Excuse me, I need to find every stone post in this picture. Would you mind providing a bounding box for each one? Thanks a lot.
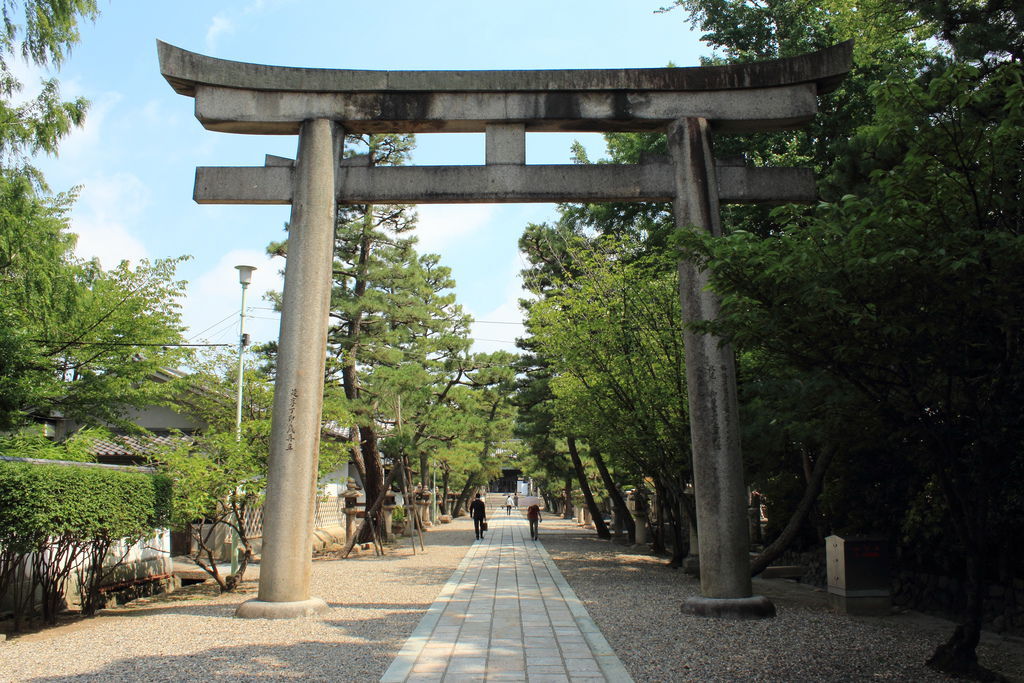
[382,498,395,541]
[236,118,340,620]
[342,478,361,545]
[632,510,648,545]
[670,118,774,618]
[627,492,648,546]
[418,489,432,528]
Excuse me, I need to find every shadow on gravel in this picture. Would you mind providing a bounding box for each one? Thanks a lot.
[327,602,432,611]
[29,640,386,681]
[322,610,424,642]
[96,603,240,619]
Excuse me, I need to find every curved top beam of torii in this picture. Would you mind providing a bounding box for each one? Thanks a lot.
[157,40,852,135]
[159,40,852,96]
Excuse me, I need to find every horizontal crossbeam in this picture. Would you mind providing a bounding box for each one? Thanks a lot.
[193,162,815,205]
[193,84,819,135]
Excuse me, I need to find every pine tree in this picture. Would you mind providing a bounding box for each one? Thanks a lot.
[324,133,473,533]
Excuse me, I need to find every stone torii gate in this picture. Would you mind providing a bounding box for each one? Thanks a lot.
[158,41,851,620]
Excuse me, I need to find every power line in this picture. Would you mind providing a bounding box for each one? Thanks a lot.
[188,310,238,342]
[32,340,233,348]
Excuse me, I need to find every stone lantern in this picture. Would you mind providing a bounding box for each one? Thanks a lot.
[627,489,649,546]
[342,477,362,545]
[381,492,397,541]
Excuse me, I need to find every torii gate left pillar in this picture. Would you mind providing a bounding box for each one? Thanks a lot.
[158,40,851,620]
[233,118,340,618]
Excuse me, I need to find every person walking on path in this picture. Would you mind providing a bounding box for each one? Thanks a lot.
[528,501,544,540]
[470,494,487,540]
[505,494,514,515]
[513,493,519,508]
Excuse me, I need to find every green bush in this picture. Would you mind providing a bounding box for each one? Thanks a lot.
[0,460,171,626]
[392,505,406,524]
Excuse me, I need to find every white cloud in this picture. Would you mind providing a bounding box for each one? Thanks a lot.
[70,172,151,268]
[205,14,235,52]
[183,250,284,347]
[413,204,495,256]
[206,1,279,53]
[55,90,122,162]
[243,0,268,13]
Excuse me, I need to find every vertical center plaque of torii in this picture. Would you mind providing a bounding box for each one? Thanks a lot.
[158,41,852,620]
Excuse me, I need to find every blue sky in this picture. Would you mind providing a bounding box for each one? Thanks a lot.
[30,0,704,353]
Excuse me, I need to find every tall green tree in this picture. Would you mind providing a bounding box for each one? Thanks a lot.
[523,230,696,556]
[0,0,95,173]
[299,132,473,534]
[0,2,191,430]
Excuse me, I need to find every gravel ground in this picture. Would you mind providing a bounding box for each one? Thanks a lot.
[0,520,477,681]
[542,523,1024,683]
[2,515,1022,682]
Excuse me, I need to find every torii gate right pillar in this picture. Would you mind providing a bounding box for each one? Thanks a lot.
[670,117,775,617]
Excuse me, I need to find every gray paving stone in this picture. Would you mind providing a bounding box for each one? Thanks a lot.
[526,664,569,675]
[413,659,449,673]
[488,656,526,671]
[563,658,600,673]
[448,657,487,674]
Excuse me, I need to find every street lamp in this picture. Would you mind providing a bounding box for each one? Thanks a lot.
[234,265,256,441]
[231,265,256,576]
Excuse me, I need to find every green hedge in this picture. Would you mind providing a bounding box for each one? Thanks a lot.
[0,461,171,550]
[0,460,171,625]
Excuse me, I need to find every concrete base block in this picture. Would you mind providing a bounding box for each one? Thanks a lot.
[235,597,329,619]
[759,565,805,580]
[827,592,891,616]
[680,595,776,619]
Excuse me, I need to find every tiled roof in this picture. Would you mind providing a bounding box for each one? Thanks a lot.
[91,434,191,458]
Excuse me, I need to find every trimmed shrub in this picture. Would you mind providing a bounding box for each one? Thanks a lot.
[0,459,171,627]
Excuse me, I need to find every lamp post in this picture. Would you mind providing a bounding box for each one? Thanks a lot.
[234,265,256,440]
[232,264,256,575]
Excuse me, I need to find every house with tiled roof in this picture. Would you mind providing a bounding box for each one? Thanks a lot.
[40,367,206,465]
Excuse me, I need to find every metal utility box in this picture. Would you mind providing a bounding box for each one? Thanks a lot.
[826,535,891,615]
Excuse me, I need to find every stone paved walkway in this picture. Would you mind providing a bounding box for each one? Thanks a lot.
[381,501,633,683]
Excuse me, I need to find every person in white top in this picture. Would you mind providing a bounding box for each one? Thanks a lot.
[505,495,513,515]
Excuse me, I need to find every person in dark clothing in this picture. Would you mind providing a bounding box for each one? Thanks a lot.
[527,503,542,540]
[470,493,487,539]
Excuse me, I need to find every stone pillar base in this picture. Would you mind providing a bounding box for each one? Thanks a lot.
[631,514,648,545]
[235,597,329,619]
[680,595,775,619]
[827,592,891,616]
